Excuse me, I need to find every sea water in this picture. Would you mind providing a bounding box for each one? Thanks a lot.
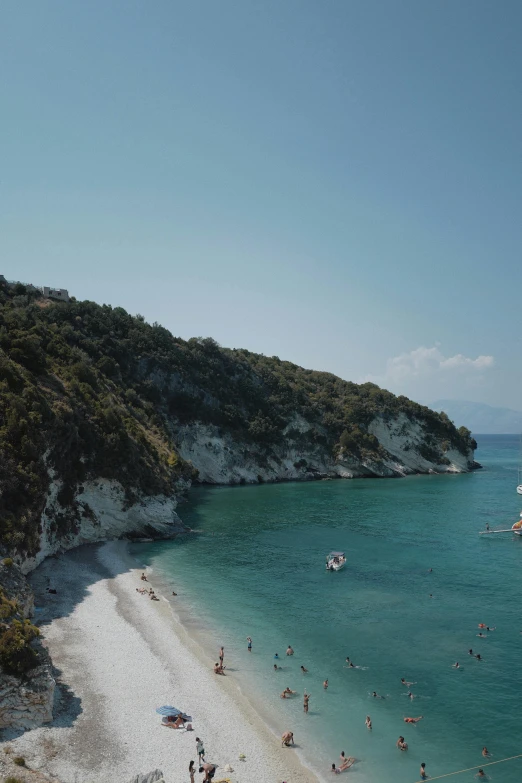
[132,435,522,782]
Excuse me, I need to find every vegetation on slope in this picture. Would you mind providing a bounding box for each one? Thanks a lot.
[0,283,476,556]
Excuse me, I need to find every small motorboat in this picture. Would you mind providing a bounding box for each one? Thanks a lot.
[326,551,346,571]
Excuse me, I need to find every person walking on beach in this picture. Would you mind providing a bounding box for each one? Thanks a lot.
[420,762,427,779]
[247,636,252,652]
[323,678,329,690]
[196,738,205,762]
[304,692,310,714]
[189,760,195,783]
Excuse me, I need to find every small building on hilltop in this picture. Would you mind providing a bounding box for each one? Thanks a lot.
[39,286,69,302]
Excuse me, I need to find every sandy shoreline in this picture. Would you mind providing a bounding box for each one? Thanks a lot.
[0,541,320,783]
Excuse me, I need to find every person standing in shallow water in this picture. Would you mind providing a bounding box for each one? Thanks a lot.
[247,636,252,652]
[420,762,427,779]
[323,679,329,690]
[304,691,310,714]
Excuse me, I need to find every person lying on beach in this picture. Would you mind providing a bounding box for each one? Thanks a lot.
[365,715,372,729]
[164,714,186,729]
[286,645,294,655]
[404,716,423,723]
[396,736,408,751]
[300,665,308,673]
[141,573,148,581]
[281,731,294,746]
[213,662,225,675]
[331,758,355,773]
[199,762,216,781]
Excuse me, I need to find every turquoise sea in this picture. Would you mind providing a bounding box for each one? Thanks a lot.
[133,435,522,783]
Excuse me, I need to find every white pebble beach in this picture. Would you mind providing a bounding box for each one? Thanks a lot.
[1,541,320,783]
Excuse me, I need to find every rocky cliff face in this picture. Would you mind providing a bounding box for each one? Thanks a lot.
[0,562,55,731]
[175,412,475,485]
[20,475,189,574]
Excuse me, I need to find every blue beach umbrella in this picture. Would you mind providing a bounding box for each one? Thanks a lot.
[156,705,192,721]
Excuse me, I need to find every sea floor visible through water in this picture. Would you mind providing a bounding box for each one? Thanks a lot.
[132,435,522,783]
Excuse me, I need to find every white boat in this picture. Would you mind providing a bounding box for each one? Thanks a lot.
[326,551,346,571]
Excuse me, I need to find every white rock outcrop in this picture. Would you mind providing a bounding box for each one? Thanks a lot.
[21,477,187,574]
[175,413,474,485]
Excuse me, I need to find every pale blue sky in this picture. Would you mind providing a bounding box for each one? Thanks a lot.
[2,1,521,408]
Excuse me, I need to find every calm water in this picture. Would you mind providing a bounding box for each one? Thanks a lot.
[133,435,522,782]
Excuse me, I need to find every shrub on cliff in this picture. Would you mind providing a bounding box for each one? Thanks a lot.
[0,619,40,675]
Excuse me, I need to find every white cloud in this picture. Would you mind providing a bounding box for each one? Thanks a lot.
[362,346,495,388]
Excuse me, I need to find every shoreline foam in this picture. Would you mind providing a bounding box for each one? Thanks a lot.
[1,541,320,783]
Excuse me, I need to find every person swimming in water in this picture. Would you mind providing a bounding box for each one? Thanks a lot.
[274,664,282,671]
[396,736,408,751]
[469,649,474,656]
[371,691,385,699]
[453,662,460,669]
[477,633,487,638]
[404,716,423,723]
[476,769,487,779]
[365,715,372,729]
[475,653,482,660]
[482,747,491,757]
[300,665,308,673]
[401,678,415,687]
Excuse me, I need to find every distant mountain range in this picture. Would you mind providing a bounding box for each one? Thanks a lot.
[430,400,522,435]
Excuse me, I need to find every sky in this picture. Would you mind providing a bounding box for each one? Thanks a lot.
[2,1,522,409]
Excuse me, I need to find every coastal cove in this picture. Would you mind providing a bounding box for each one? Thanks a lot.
[135,435,522,783]
[3,436,522,783]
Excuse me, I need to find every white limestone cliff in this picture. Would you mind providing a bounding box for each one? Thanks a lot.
[20,477,188,574]
[176,413,474,485]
